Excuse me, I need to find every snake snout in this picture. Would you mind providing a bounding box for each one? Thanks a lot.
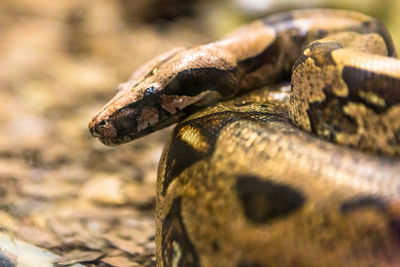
[88,116,118,140]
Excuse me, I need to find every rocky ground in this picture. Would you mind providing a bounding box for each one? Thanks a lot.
[0,1,211,266]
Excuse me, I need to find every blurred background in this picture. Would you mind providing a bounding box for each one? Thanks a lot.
[0,0,399,266]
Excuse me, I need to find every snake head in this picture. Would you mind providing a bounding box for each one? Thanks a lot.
[89,46,239,145]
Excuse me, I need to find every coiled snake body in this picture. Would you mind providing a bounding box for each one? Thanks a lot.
[89,9,400,266]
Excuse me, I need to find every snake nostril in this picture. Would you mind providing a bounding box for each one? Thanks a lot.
[88,118,110,137]
[93,118,117,138]
[98,119,106,128]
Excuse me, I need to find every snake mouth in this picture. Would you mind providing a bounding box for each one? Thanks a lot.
[98,136,133,146]
[97,130,151,146]
[94,112,187,146]
[96,129,157,146]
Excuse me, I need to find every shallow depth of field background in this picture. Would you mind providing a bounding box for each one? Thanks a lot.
[0,0,399,266]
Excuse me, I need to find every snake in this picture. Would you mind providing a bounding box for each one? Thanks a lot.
[88,9,400,266]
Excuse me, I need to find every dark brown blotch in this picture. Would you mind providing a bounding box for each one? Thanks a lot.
[238,37,281,76]
[162,197,199,267]
[163,67,238,98]
[238,28,308,81]
[307,88,358,140]
[342,66,400,113]
[235,175,305,224]
[340,196,387,213]
[110,103,140,138]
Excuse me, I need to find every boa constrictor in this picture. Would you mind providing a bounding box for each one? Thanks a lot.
[89,9,400,267]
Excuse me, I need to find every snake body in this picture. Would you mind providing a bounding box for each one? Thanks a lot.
[89,9,400,266]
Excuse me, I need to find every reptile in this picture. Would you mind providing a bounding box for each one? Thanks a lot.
[88,9,400,266]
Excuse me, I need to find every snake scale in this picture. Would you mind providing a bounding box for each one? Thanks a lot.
[89,9,400,266]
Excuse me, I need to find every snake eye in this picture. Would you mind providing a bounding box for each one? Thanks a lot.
[144,86,158,97]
